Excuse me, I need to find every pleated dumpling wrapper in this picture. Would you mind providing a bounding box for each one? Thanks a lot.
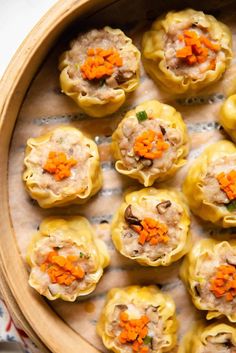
[59,26,140,118]
[23,126,102,208]
[220,94,236,143]
[180,239,236,322]
[111,188,190,266]
[97,286,178,353]
[112,100,189,186]
[142,9,232,94]
[183,140,236,227]
[27,216,110,301]
[179,321,236,353]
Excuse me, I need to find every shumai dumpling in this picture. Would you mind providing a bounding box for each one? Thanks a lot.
[220,94,236,143]
[27,216,110,301]
[183,140,236,227]
[112,100,189,186]
[97,286,178,353]
[23,126,102,208]
[179,321,236,353]
[142,9,232,94]
[180,239,236,322]
[111,188,190,266]
[59,26,140,118]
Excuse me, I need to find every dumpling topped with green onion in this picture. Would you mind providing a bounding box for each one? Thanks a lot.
[111,100,189,186]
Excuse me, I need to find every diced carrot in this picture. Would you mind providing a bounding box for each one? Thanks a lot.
[175,29,220,68]
[40,249,85,286]
[118,311,150,353]
[80,47,123,80]
[133,129,169,160]
[210,264,236,302]
[217,171,236,201]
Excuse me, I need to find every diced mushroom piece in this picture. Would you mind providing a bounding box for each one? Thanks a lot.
[124,205,141,225]
[156,200,172,214]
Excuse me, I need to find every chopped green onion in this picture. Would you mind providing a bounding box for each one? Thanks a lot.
[80,252,84,258]
[143,335,152,345]
[226,200,236,212]
[136,110,148,122]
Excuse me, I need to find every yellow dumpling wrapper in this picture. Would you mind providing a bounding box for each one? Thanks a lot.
[27,216,110,301]
[180,239,236,322]
[183,140,236,227]
[59,26,140,118]
[97,285,178,353]
[220,94,236,142]
[179,321,236,353]
[142,9,232,94]
[111,187,191,266]
[112,100,189,186]
[23,126,102,208]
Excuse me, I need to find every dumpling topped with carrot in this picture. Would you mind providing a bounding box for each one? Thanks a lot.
[183,140,236,227]
[27,216,110,301]
[112,100,189,186]
[97,286,178,353]
[142,9,232,94]
[181,239,236,322]
[23,126,102,208]
[111,188,190,266]
[59,26,140,117]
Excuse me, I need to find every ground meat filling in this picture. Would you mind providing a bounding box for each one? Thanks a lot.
[121,197,183,261]
[194,246,236,316]
[164,19,224,80]
[66,28,139,99]
[30,236,97,296]
[202,155,236,211]
[199,333,236,353]
[118,115,182,173]
[107,303,167,353]
[25,129,92,195]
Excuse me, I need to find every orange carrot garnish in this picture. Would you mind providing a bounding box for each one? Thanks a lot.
[43,151,77,181]
[217,170,236,201]
[210,264,236,301]
[131,218,169,246]
[80,47,123,80]
[41,250,85,286]
[118,311,150,353]
[176,30,220,68]
[133,130,169,160]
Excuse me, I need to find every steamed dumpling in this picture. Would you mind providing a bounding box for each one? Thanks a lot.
[111,187,190,266]
[112,100,189,186]
[59,26,140,117]
[97,285,178,353]
[142,9,232,94]
[23,126,102,208]
[27,216,110,301]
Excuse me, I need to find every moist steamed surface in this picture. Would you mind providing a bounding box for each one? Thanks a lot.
[25,129,91,195]
[203,155,236,205]
[107,303,165,353]
[165,20,225,80]
[30,235,97,296]
[121,197,183,260]
[66,28,139,99]
[195,245,236,315]
[118,117,182,172]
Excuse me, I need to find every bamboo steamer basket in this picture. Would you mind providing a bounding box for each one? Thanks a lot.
[1,0,236,352]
